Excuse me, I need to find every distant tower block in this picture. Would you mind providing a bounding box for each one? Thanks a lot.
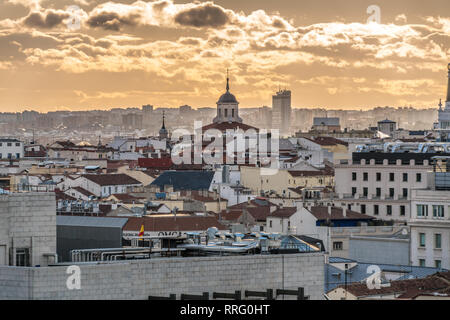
[272,89,292,136]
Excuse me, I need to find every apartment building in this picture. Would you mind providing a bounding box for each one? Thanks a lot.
[0,138,24,160]
[410,160,450,270]
[335,152,435,222]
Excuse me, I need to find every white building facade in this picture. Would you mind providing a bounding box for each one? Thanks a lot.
[410,183,450,270]
[335,155,432,222]
[0,138,24,160]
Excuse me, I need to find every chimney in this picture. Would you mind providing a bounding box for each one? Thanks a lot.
[328,206,332,216]
[343,207,347,217]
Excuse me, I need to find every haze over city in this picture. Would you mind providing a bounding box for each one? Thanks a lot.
[0,0,449,112]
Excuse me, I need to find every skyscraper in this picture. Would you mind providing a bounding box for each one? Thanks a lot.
[272,89,292,136]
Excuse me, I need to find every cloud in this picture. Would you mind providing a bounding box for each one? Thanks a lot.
[86,11,141,31]
[23,10,70,29]
[174,2,229,28]
[395,14,407,24]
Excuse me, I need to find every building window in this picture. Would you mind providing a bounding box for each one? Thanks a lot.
[376,172,381,181]
[416,173,422,182]
[374,205,379,215]
[433,205,444,218]
[269,220,272,228]
[419,259,426,267]
[419,233,426,247]
[352,187,357,196]
[402,188,408,198]
[361,204,366,214]
[389,173,395,181]
[363,187,368,197]
[435,260,442,269]
[435,234,442,249]
[389,188,394,198]
[15,248,30,267]
[403,173,408,182]
[352,172,357,181]
[400,205,406,216]
[7,142,11,147]
[15,142,20,146]
[333,242,343,251]
[363,172,368,181]
[376,188,381,197]
[417,205,428,217]
[387,205,392,216]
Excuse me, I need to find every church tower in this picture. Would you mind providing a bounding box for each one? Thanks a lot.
[212,69,243,124]
[159,110,168,139]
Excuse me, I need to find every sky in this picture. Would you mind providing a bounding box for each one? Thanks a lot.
[0,0,449,112]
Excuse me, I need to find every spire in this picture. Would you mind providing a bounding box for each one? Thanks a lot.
[226,68,229,92]
[446,63,450,102]
[161,110,166,129]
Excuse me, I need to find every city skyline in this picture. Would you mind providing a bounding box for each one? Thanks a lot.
[0,0,449,112]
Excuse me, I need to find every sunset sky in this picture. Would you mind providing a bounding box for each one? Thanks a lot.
[0,0,449,112]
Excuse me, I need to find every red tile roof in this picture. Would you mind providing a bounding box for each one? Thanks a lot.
[337,271,450,299]
[138,157,173,170]
[269,207,297,218]
[82,174,141,186]
[306,136,348,147]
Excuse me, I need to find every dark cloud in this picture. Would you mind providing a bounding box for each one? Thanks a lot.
[86,12,141,31]
[174,3,229,28]
[23,11,69,29]
[272,18,287,29]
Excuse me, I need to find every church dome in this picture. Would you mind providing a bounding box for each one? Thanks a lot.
[217,91,238,104]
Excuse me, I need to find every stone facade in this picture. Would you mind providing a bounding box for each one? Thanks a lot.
[0,192,56,267]
[0,252,324,300]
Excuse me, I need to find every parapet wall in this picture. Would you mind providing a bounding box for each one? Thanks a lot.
[0,252,324,300]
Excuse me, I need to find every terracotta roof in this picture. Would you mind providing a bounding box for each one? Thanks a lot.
[309,206,374,221]
[123,216,228,232]
[219,210,244,221]
[71,186,96,197]
[54,140,76,148]
[55,190,76,201]
[307,136,348,147]
[82,174,142,186]
[338,271,450,299]
[180,190,227,203]
[269,207,297,218]
[107,160,138,169]
[138,157,173,170]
